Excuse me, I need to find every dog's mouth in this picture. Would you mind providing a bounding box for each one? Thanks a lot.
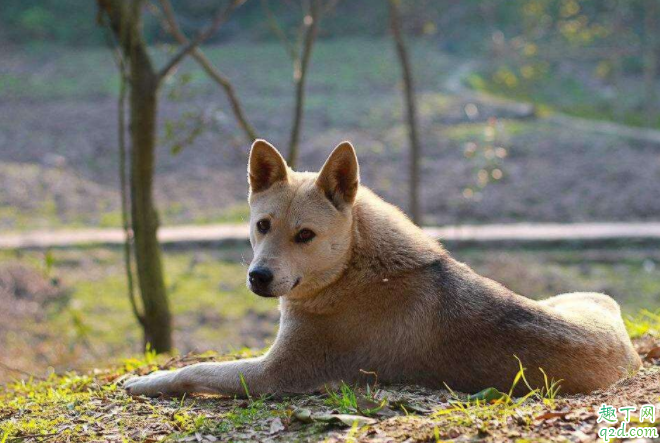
[251,287,277,298]
[248,278,301,298]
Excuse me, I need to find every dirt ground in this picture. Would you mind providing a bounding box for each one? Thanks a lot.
[2,41,660,231]
[0,338,658,442]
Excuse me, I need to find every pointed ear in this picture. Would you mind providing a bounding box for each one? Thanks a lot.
[248,139,289,193]
[316,141,360,209]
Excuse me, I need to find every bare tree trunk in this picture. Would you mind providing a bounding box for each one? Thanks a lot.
[389,0,421,225]
[100,0,234,353]
[129,58,172,353]
[644,0,658,126]
[287,0,320,168]
[100,0,172,353]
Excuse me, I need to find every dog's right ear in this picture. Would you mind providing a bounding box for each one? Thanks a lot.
[248,139,289,193]
[316,141,360,210]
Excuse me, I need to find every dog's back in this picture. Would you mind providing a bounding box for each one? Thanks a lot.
[284,185,642,395]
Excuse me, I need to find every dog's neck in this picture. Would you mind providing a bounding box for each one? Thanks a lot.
[282,186,446,315]
[349,187,445,274]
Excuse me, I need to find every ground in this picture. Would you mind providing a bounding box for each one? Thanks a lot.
[1,336,659,442]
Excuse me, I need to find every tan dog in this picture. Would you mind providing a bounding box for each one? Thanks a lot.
[125,140,641,397]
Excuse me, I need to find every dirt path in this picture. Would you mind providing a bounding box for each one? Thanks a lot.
[2,222,660,249]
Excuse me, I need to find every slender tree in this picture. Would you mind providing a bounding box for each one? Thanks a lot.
[389,0,422,224]
[98,0,241,353]
[286,0,320,168]
[262,0,337,168]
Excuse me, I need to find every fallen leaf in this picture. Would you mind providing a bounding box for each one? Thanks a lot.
[391,400,431,414]
[467,387,510,404]
[374,406,399,418]
[535,410,570,421]
[645,346,660,360]
[356,397,383,413]
[293,408,313,424]
[269,417,285,434]
[312,413,377,427]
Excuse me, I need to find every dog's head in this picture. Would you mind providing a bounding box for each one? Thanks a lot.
[246,139,359,298]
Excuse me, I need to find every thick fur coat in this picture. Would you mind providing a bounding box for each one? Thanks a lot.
[125,140,641,398]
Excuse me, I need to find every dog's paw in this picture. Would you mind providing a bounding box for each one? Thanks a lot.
[124,370,178,397]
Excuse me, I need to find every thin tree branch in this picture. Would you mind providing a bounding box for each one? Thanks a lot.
[156,0,257,142]
[157,0,246,82]
[261,0,298,61]
[286,0,320,167]
[389,0,421,224]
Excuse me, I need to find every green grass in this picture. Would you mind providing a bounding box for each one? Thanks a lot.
[625,309,660,339]
[1,354,657,442]
[324,382,385,417]
[468,67,660,129]
[1,38,451,106]
[0,352,293,442]
[0,356,541,442]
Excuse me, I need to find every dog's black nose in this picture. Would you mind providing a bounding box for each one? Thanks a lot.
[249,267,274,289]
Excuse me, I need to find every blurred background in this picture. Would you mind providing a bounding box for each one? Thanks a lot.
[1,0,659,382]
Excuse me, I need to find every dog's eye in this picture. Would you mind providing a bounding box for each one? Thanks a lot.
[295,229,316,243]
[256,219,270,234]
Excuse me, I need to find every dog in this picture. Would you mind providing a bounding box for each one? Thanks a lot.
[125,139,641,398]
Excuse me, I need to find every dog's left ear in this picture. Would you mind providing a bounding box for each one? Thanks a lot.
[248,139,289,193]
[316,141,360,210]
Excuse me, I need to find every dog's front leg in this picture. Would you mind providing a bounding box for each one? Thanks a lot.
[124,357,281,398]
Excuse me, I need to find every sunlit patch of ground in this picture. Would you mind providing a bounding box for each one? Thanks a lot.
[0,343,658,442]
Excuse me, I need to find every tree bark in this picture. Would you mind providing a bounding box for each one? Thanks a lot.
[108,33,144,328]
[129,57,172,353]
[389,0,421,225]
[100,0,172,353]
